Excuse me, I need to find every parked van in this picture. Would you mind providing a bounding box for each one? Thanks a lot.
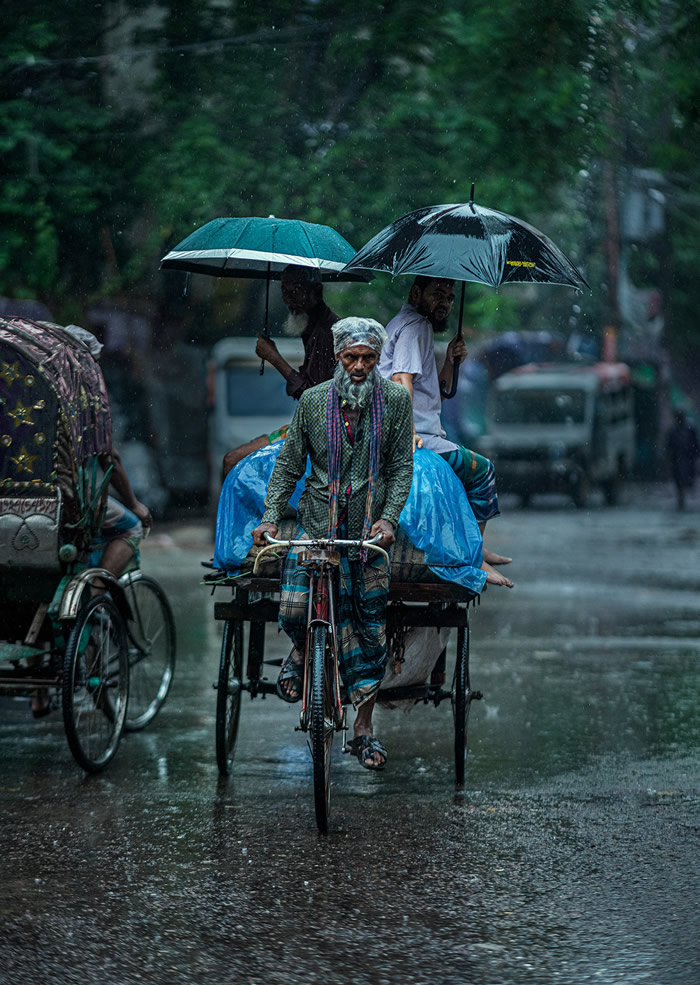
[208,336,305,505]
[479,362,635,507]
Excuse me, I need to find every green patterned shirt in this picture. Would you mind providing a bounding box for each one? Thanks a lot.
[261,377,414,538]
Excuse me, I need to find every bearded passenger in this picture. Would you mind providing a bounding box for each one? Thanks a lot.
[379,277,514,588]
[252,317,414,771]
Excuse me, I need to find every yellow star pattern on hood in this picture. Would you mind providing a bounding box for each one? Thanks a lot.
[0,361,22,387]
[10,446,39,475]
[8,400,36,428]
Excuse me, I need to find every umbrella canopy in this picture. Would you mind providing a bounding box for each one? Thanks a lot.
[342,190,588,396]
[342,198,588,291]
[160,216,370,282]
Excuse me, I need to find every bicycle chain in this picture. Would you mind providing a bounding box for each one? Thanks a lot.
[388,600,411,675]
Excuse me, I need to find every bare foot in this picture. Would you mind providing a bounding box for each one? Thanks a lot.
[483,548,512,566]
[482,561,514,588]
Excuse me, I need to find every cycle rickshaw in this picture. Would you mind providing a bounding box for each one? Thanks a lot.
[0,318,175,772]
[207,517,482,834]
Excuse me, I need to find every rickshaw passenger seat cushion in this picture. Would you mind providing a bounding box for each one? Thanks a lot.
[0,494,62,570]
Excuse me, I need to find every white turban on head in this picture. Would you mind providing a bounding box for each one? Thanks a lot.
[331,316,387,356]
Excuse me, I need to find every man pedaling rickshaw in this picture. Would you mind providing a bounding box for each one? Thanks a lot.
[252,317,414,771]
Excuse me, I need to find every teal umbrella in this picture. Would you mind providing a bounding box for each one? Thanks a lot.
[160,215,370,373]
[160,215,369,282]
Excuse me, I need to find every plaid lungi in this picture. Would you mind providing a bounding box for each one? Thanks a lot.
[439,446,500,523]
[279,530,390,707]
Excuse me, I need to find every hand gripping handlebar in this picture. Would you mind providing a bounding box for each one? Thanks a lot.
[253,531,389,575]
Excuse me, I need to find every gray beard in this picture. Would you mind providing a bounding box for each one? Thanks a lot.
[333,361,379,409]
[280,312,309,337]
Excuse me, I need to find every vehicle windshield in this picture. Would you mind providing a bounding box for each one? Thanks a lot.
[225,366,296,416]
[494,387,587,425]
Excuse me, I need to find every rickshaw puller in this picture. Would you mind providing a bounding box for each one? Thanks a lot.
[252,317,414,770]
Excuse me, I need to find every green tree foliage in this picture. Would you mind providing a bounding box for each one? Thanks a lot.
[0,2,153,310]
[136,0,595,327]
[1,0,697,355]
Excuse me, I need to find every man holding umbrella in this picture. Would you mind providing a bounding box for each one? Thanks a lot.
[222,265,340,476]
[380,276,513,588]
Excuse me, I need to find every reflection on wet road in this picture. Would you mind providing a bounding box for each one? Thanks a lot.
[2,487,699,984]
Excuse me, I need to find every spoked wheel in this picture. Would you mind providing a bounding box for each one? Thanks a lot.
[216,619,244,775]
[452,618,472,789]
[119,572,176,730]
[62,595,129,772]
[310,623,334,834]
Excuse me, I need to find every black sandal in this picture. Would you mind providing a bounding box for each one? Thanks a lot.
[347,734,388,771]
[275,650,304,703]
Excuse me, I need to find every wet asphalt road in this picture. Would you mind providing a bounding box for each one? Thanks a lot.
[1,483,699,985]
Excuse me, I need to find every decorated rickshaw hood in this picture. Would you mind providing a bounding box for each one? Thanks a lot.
[1,318,112,491]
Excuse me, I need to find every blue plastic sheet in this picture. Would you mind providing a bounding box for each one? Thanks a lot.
[214,442,487,593]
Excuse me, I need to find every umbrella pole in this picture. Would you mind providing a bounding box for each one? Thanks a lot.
[441,281,465,399]
[260,263,271,376]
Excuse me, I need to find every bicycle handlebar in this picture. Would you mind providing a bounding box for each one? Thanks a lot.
[253,531,389,574]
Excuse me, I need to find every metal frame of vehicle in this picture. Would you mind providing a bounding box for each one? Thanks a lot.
[480,362,636,507]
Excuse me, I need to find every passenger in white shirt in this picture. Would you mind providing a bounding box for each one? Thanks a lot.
[379,276,513,588]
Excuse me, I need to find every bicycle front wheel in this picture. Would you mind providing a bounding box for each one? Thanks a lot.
[216,619,244,776]
[120,572,176,730]
[62,596,129,773]
[310,623,334,834]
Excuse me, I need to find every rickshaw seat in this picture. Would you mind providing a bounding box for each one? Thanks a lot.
[0,491,63,571]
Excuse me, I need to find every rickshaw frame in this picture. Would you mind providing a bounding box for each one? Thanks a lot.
[212,549,482,832]
[1,318,175,771]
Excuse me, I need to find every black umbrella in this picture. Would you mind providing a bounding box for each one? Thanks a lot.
[343,186,588,395]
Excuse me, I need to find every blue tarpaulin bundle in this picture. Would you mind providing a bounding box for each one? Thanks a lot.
[214,443,487,593]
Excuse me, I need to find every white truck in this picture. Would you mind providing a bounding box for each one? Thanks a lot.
[479,362,636,507]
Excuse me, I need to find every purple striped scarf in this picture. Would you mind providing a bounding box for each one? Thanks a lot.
[326,381,384,561]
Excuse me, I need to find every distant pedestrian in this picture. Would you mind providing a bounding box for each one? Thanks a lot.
[666,409,700,509]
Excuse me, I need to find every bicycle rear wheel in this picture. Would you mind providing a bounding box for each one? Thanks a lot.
[63,596,129,773]
[452,620,471,788]
[120,572,176,730]
[310,623,334,833]
[216,619,244,775]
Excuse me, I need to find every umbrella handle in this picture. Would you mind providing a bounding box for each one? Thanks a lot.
[440,282,466,399]
[260,263,272,375]
[440,359,460,399]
